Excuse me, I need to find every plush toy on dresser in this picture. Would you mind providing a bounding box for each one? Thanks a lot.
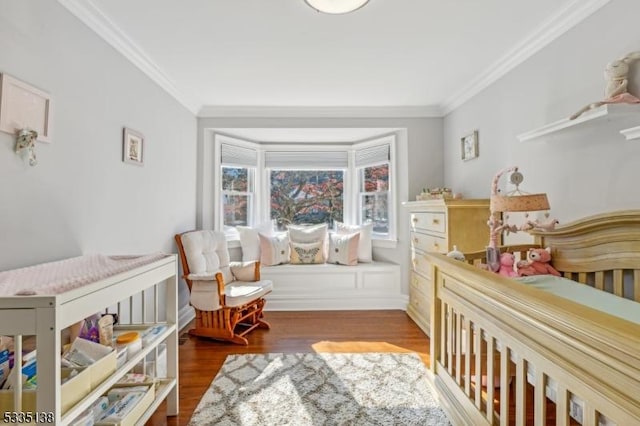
[517,247,561,277]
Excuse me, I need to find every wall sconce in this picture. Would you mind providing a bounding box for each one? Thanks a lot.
[486,166,554,271]
[15,128,38,166]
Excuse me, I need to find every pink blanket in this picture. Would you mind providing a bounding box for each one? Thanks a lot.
[0,253,169,296]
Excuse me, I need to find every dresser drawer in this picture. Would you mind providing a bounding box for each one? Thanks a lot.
[410,271,433,296]
[411,231,447,254]
[408,284,431,326]
[411,211,446,234]
[411,251,433,278]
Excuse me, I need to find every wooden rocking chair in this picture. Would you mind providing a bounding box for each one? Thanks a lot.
[175,230,272,345]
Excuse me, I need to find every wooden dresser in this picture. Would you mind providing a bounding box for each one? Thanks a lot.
[403,199,491,336]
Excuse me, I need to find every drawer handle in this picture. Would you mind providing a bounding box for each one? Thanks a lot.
[412,217,418,223]
[433,242,439,248]
[432,218,440,225]
[413,237,419,244]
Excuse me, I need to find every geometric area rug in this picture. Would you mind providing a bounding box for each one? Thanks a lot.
[188,352,451,425]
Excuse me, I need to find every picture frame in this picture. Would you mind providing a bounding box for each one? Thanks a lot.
[0,73,52,143]
[461,130,479,161]
[123,127,144,166]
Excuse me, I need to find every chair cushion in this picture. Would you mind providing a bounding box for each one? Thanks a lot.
[225,280,273,307]
[181,230,233,283]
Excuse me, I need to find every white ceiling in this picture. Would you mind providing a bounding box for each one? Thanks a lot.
[59,0,609,116]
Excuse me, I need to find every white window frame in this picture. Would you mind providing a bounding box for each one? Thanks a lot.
[263,145,350,229]
[214,135,261,239]
[214,135,397,243]
[352,135,397,241]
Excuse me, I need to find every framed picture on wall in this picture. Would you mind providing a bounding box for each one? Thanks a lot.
[123,127,144,166]
[461,130,478,161]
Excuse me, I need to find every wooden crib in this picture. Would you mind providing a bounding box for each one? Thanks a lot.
[425,210,640,425]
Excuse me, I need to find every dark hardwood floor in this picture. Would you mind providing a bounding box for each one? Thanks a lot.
[146,310,430,426]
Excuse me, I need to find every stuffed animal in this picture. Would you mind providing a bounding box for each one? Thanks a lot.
[517,247,561,277]
[497,252,518,277]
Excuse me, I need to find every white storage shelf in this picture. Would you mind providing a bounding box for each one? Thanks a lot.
[517,103,640,142]
[0,255,179,426]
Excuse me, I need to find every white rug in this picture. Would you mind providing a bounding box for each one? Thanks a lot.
[188,352,450,425]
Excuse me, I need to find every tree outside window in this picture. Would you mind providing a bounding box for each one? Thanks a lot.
[270,170,344,231]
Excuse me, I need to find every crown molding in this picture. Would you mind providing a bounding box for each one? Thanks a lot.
[57,0,201,115]
[197,105,443,118]
[440,0,611,115]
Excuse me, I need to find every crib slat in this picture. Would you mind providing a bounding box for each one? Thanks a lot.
[595,271,604,291]
[474,328,482,409]
[635,270,640,302]
[464,318,472,397]
[556,384,569,426]
[447,306,453,375]
[455,313,462,385]
[534,370,546,426]
[582,401,597,426]
[613,269,624,297]
[499,346,510,426]
[441,304,446,366]
[578,272,587,284]
[486,337,495,424]
[515,355,526,426]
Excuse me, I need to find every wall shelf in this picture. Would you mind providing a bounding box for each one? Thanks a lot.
[517,103,640,142]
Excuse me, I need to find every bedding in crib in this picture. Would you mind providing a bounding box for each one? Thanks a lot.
[516,274,640,324]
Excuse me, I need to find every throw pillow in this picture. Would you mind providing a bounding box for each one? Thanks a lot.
[258,232,290,266]
[289,241,325,264]
[335,221,373,263]
[287,223,328,244]
[327,232,360,266]
[237,221,275,261]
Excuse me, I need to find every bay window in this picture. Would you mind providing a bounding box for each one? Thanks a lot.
[215,134,396,242]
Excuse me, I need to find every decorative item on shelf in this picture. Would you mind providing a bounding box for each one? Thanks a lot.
[570,51,640,120]
[417,187,454,201]
[15,128,38,166]
[122,127,144,166]
[304,0,369,14]
[486,166,554,272]
[461,130,479,161]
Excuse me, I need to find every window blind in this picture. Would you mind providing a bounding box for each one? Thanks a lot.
[265,151,349,168]
[221,143,258,167]
[355,144,390,168]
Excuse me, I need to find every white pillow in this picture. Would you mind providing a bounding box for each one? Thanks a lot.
[327,232,360,266]
[287,223,328,244]
[335,222,373,263]
[290,241,325,264]
[237,221,275,261]
[258,232,290,266]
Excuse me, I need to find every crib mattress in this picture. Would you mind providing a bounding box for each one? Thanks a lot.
[0,253,169,296]
[515,275,640,325]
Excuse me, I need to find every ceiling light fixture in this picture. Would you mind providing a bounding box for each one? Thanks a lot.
[305,0,370,14]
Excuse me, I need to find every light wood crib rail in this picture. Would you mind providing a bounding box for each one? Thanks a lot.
[425,210,640,426]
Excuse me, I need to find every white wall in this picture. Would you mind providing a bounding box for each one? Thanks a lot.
[443,0,640,224]
[197,116,443,295]
[0,2,197,310]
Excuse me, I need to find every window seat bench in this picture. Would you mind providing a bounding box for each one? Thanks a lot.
[260,261,406,311]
